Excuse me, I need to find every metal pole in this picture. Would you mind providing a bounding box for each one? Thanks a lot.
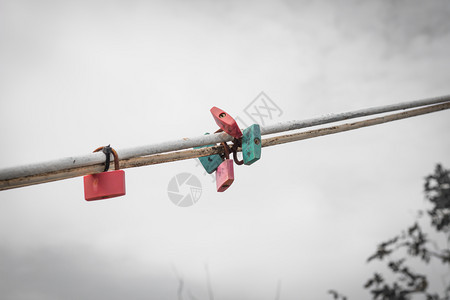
[261,94,450,134]
[1,94,449,182]
[1,102,449,191]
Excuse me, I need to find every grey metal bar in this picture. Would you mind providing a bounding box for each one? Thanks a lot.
[0,94,449,181]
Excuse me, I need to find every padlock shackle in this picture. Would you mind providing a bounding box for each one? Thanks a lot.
[231,138,244,165]
[110,148,120,170]
[93,145,120,171]
[216,128,243,165]
[221,142,231,160]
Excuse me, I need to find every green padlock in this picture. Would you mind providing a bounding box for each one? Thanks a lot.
[242,124,261,165]
[194,133,224,174]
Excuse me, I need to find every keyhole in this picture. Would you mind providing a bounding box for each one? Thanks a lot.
[208,157,213,162]
[254,138,260,145]
[219,113,226,118]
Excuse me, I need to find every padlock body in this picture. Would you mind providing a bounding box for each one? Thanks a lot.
[216,159,234,192]
[194,133,224,174]
[210,106,243,139]
[84,170,126,201]
[242,124,262,165]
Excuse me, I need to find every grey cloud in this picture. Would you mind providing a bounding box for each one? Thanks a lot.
[331,0,450,52]
[0,244,176,300]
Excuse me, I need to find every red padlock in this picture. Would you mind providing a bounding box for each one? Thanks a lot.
[83,146,126,201]
[215,142,234,192]
[210,106,243,139]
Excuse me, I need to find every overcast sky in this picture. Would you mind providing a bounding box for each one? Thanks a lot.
[1,0,449,299]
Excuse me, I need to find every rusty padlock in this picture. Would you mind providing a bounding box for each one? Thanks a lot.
[194,133,224,174]
[215,142,234,192]
[83,145,126,201]
[210,106,242,139]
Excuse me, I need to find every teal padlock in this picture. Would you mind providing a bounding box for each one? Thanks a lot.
[242,124,261,165]
[194,133,224,174]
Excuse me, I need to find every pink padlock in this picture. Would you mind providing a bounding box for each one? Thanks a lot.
[215,142,234,192]
[216,159,234,192]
